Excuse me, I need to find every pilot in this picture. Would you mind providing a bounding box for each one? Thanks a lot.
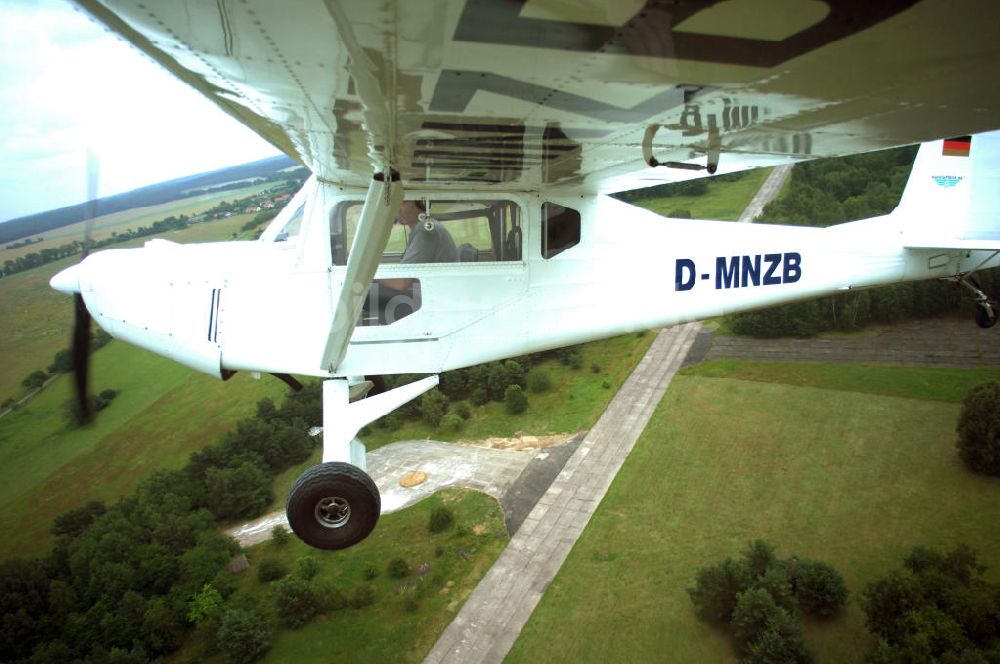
[397,200,458,264]
[370,200,456,321]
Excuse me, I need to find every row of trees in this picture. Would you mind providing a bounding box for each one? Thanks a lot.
[8,330,114,410]
[728,145,1000,336]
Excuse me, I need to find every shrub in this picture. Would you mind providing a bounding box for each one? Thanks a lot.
[257,558,289,583]
[363,564,379,581]
[420,390,448,428]
[21,370,47,391]
[504,384,528,415]
[428,506,455,533]
[271,525,290,546]
[456,403,471,419]
[295,556,319,580]
[601,379,611,389]
[795,559,848,618]
[317,583,349,612]
[272,576,318,628]
[470,387,489,406]
[590,363,601,374]
[388,558,409,579]
[443,413,464,432]
[351,583,377,609]
[526,369,552,393]
[216,608,270,664]
[956,381,1000,475]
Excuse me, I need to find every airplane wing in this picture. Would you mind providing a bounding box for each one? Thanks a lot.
[73,0,1000,193]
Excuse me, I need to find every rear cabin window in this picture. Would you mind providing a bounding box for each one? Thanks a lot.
[330,199,522,266]
[541,202,580,258]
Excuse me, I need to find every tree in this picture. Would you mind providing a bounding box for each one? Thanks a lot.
[795,559,848,618]
[216,609,270,663]
[204,461,273,520]
[955,381,1000,475]
[51,500,106,538]
[21,370,47,391]
[187,584,224,626]
[272,576,318,628]
[687,557,750,623]
[420,389,448,428]
[504,384,528,415]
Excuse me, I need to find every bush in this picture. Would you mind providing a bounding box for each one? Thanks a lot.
[363,564,379,580]
[504,384,528,415]
[443,413,464,432]
[956,381,1000,475]
[351,583,377,609]
[428,506,455,533]
[271,525,290,546]
[272,576,318,628]
[21,370,47,391]
[257,558,289,583]
[216,608,270,664]
[590,363,601,374]
[456,403,471,419]
[526,369,552,393]
[470,387,489,406]
[795,560,848,618]
[295,556,319,580]
[420,389,448,428]
[388,558,409,579]
[317,583,349,612]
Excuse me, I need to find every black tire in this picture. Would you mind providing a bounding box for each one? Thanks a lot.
[975,304,998,329]
[286,462,380,550]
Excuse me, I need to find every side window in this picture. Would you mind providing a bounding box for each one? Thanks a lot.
[542,202,581,259]
[330,200,522,266]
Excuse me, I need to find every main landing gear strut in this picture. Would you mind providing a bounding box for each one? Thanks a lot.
[954,275,998,329]
[285,376,439,550]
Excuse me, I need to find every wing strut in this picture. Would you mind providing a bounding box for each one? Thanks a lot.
[321,171,403,373]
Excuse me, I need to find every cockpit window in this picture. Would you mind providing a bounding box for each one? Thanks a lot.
[331,199,522,266]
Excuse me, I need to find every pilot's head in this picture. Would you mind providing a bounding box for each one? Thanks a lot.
[395,200,425,227]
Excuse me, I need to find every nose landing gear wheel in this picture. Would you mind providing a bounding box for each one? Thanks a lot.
[286,462,380,550]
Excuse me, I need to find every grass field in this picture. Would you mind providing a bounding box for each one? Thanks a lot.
[631,168,772,220]
[172,489,508,664]
[507,362,1000,663]
[0,340,286,558]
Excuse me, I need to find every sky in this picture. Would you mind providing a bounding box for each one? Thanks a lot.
[0,0,283,223]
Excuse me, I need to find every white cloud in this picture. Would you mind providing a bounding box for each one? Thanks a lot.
[0,0,282,221]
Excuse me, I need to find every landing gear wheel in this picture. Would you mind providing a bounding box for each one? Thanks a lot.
[975,303,998,329]
[286,462,380,550]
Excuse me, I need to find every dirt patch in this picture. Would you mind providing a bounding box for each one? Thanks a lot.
[399,470,427,488]
[457,432,581,451]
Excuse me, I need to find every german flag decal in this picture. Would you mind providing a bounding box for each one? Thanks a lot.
[943,135,972,157]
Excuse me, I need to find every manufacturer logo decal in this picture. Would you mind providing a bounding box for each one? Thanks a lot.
[932,175,964,188]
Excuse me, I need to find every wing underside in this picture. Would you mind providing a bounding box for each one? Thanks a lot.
[74,0,1000,192]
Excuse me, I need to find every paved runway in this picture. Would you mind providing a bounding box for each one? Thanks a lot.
[424,323,701,664]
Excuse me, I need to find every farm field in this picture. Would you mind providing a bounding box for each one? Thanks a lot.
[507,361,1000,663]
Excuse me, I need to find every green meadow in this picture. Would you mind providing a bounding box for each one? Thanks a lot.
[631,168,772,220]
[507,362,1000,663]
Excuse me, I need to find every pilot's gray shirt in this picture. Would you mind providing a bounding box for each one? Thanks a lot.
[401,223,458,263]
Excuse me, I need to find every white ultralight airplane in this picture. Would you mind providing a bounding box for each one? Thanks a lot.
[50,0,1000,550]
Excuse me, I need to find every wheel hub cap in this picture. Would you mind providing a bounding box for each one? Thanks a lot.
[315,496,350,528]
